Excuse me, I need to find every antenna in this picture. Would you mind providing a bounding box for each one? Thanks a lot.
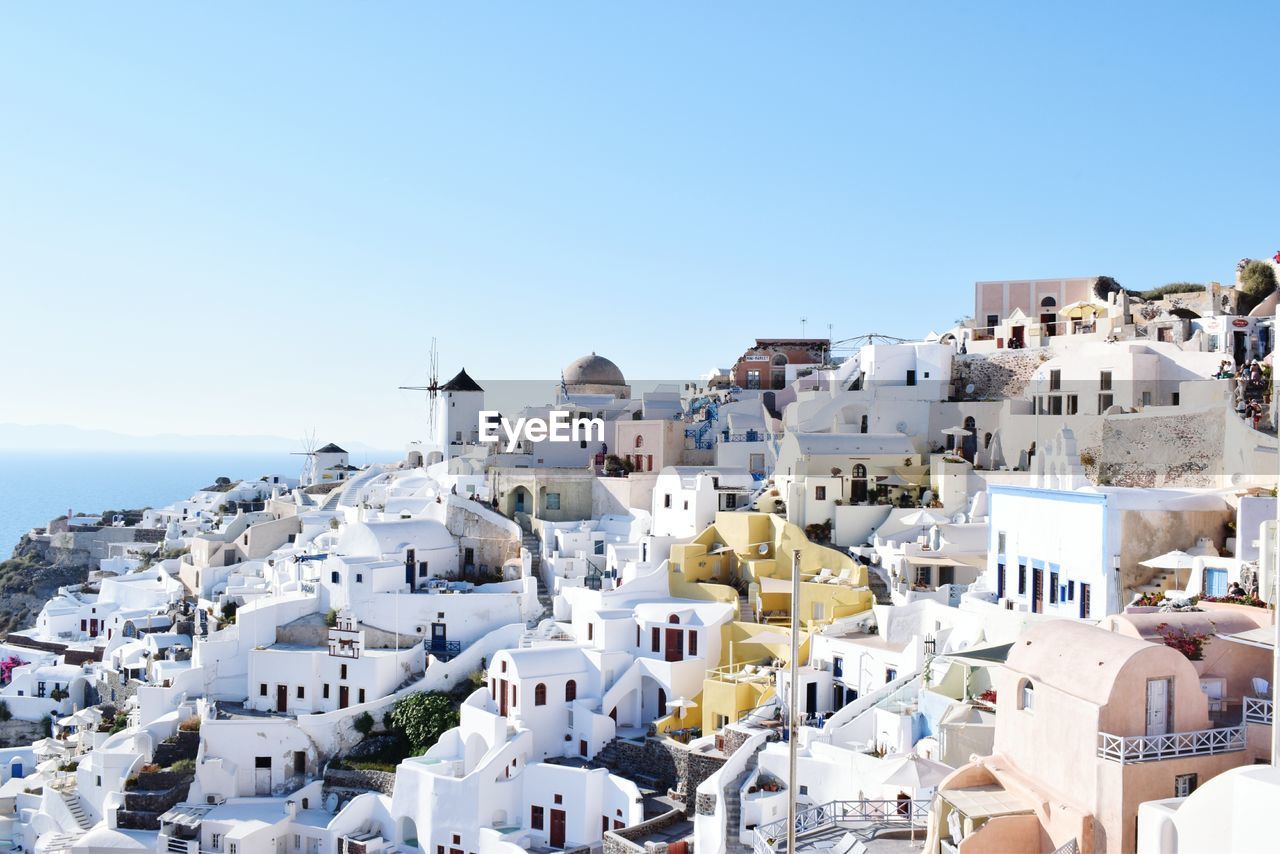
[801,317,808,337]
[399,337,443,442]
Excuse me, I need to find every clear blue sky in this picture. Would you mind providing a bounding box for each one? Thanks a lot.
[2,2,1276,449]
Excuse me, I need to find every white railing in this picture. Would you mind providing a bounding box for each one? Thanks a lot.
[1244,697,1273,726]
[1097,726,1245,763]
[751,798,930,852]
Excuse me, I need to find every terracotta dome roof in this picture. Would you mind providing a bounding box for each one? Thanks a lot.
[564,352,626,387]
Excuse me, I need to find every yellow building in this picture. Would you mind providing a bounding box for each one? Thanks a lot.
[666,512,875,734]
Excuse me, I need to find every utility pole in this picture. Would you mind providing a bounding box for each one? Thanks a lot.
[787,547,801,853]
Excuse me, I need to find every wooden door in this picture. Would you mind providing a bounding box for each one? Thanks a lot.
[499,679,508,716]
[339,685,349,709]
[664,628,683,662]
[277,684,288,712]
[550,808,566,849]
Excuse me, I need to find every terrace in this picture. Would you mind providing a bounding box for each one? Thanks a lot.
[1096,725,1246,763]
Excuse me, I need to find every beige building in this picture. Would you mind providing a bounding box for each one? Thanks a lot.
[927,621,1263,854]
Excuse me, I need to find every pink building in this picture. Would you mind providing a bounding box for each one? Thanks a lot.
[926,621,1264,854]
[975,277,1098,337]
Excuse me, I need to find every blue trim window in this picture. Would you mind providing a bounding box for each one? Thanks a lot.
[1017,562,1027,595]
[1049,570,1059,604]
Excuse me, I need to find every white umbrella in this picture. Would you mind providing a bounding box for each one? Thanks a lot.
[666,697,696,720]
[899,508,950,528]
[940,426,972,437]
[878,752,954,790]
[1140,549,1198,590]
[877,753,953,841]
[877,474,911,488]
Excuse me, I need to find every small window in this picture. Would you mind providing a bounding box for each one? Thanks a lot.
[1020,680,1035,711]
[340,664,348,680]
[1174,773,1198,797]
[535,683,547,706]
[663,494,672,509]
[545,492,561,511]
[554,793,563,804]
[260,683,268,696]
[986,314,999,329]
[587,623,594,641]
[565,680,577,702]
[297,685,305,699]
[1049,369,1061,391]
[689,631,698,657]
[1049,571,1059,604]
[1017,563,1027,595]
[255,756,271,769]
[531,805,544,829]
[323,684,330,699]
[358,688,365,703]
[815,485,827,501]
[355,573,362,583]
[1100,370,1113,391]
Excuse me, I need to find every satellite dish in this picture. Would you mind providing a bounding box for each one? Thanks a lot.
[758,543,769,555]
[965,383,976,395]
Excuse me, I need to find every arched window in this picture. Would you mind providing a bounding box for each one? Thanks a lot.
[771,353,788,366]
[853,464,867,479]
[634,435,644,449]
[1018,679,1035,711]
[534,683,547,706]
[1040,296,1057,308]
[565,679,577,702]
[668,614,680,624]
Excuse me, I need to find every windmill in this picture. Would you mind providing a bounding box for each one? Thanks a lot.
[399,337,443,444]
[292,430,319,486]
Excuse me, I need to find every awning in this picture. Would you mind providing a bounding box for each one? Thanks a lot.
[941,642,1014,667]
[903,553,984,568]
[943,784,1033,819]
[1216,627,1274,650]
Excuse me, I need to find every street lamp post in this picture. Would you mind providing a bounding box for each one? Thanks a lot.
[787,547,801,853]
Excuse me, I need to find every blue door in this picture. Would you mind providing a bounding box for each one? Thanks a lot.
[1205,568,1228,597]
[10,761,21,778]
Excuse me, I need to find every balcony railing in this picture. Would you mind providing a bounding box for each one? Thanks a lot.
[1244,697,1273,726]
[752,798,930,853]
[429,640,462,661]
[1097,726,1245,763]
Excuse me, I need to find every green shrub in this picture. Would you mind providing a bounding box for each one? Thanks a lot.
[170,758,196,773]
[1239,261,1277,313]
[0,701,11,722]
[390,692,459,754]
[353,711,375,737]
[178,715,201,732]
[324,608,338,628]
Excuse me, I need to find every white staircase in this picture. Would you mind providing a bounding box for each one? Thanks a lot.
[61,787,93,831]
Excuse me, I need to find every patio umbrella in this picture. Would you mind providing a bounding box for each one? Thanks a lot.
[1140,549,1197,590]
[1058,300,1107,319]
[877,474,911,488]
[666,697,697,720]
[899,508,950,528]
[878,752,954,790]
[877,753,954,841]
[940,426,972,437]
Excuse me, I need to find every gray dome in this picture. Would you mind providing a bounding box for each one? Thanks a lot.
[564,352,626,387]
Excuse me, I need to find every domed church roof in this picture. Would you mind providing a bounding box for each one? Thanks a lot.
[563,352,626,387]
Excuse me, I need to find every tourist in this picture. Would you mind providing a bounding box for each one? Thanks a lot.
[1228,582,1246,598]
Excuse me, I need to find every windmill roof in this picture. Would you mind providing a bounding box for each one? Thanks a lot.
[316,443,348,454]
[442,368,484,392]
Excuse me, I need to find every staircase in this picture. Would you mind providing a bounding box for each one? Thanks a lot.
[737,593,754,623]
[62,788,93,831]
[722,747,761,854]
[867,566,892,605]
[523,530,553,626]
[1133,569,1177,599]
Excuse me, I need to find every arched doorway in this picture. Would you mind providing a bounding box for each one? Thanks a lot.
[851,464,868,504]
[507,486,533,518]
[1039,296,1058,337]
[399,817,418,848]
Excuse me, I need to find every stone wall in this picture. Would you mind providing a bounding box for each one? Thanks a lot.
[0,718,46,748]
[1098,410,1224,487]
[952,351,1048,401]
[602,737,727,814]
[603,806,689,854]
[323,766,397,796]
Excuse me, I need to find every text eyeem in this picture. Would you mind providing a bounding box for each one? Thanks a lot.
[479,410,605,453]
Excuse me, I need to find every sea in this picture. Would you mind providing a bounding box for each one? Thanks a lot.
[0,451,307,558]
